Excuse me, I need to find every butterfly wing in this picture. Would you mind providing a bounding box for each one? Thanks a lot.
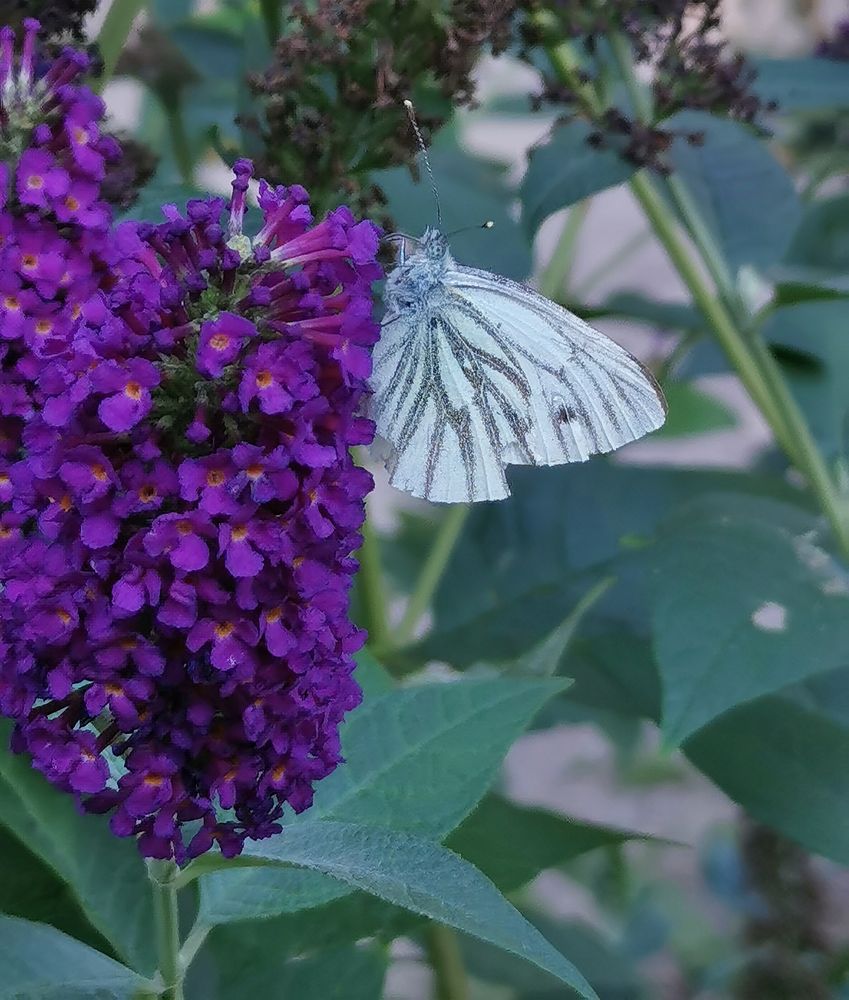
[370,264,666,503]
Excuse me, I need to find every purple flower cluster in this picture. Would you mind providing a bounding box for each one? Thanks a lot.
[0,24,382,861]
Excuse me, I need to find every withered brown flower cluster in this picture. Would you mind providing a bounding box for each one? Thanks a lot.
[522,0,775,171]
[248,0,517,221]
[0,0,97,39]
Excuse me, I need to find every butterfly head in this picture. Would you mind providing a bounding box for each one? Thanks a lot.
[419,226,450,261]
[383,227,452,315]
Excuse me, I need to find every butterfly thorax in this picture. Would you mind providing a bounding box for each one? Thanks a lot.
[384,226,453,317]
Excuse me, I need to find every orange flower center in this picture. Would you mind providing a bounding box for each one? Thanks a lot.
[0,474,9,486]
[206,469,225,487]
[255,370,273,388]
[56,609,71,624]
[214,621,235,640]
[231,525,248,542]
[35,319,52,335]
[91,464,108,481]
[124,381,142,400]
[265,606,282,624]
[26,174,44,190]
[21,254,37,269]
[139,485,157,503]
[0,526,12,539]
[65,195,80,212]
[143,775,164,788]
[59,494,72,512]
[176,519,193,535]
[271,764,286,782]
[209,333,230,351]
[4,296,20,312]
[246,464,264,480]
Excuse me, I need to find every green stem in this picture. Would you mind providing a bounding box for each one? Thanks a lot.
[608,31,654,122]
[749,331,849,553]
[357,511,392,650]
[627,171,790,447]
[166,105,194,187]
[147,860,184,1000]
[539,201,590,301]
[393,505,470,649]
[664,174,738,304]
[259,0,282,44]
[601,29,849,556]
[426,924,469,1000]
[95,0,147,90]
[178,919,210,973]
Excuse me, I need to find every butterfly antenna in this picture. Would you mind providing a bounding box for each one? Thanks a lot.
[403,99,442,226]
[446,220,495,238]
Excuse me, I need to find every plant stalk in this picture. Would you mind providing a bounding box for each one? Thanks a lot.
[539,201,590,301]
[358,508,392,650]
[426,924,470,1000]
[393,504,470,649]
[147,860,184,1000]
[603,31,849,554]
[95,0,147,90]
[541,25,849,555]
[166,106,195,187]
[627,171,791,445]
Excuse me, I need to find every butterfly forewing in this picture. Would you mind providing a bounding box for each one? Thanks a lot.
[371,248,666,503]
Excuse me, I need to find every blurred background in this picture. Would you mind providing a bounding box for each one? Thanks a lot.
[67,1,849,996]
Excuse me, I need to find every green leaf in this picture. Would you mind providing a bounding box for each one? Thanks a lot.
[117,179,206,224]
[666,111,802,271]
[149,0,195,26]
[773,272,849,309]
[0,829,108,955]
[374,147,532,280]
[463,914,641,998]
[408,463,808,668]
[554,631,661,723]
[596,293,706,334]
[649,502,849,744]
[311,677,566,828]
[446,795,645,893]
[753,57,849,110]
[201,821,599,999]
[785,194,849,274]
[199,678,565,922]
[0,734,155,975]
[653,382,736,438]
[512,579,614,677]
[520,121,636,233]
[686,696,849,865]
[763,300,849,458]
[353,648,394,697]
[169,18,245,81]
[0,916,148,1000]
[206,891,417,969]
[95,0,146,86]
[212,942,387,1000]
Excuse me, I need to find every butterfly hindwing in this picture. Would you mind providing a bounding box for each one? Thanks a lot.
[370,245,666,503]
[447,265,667,458]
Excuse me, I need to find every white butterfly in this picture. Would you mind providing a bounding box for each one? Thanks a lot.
[368,108,667,504]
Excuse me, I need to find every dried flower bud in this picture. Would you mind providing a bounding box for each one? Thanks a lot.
[251,0,518,221]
